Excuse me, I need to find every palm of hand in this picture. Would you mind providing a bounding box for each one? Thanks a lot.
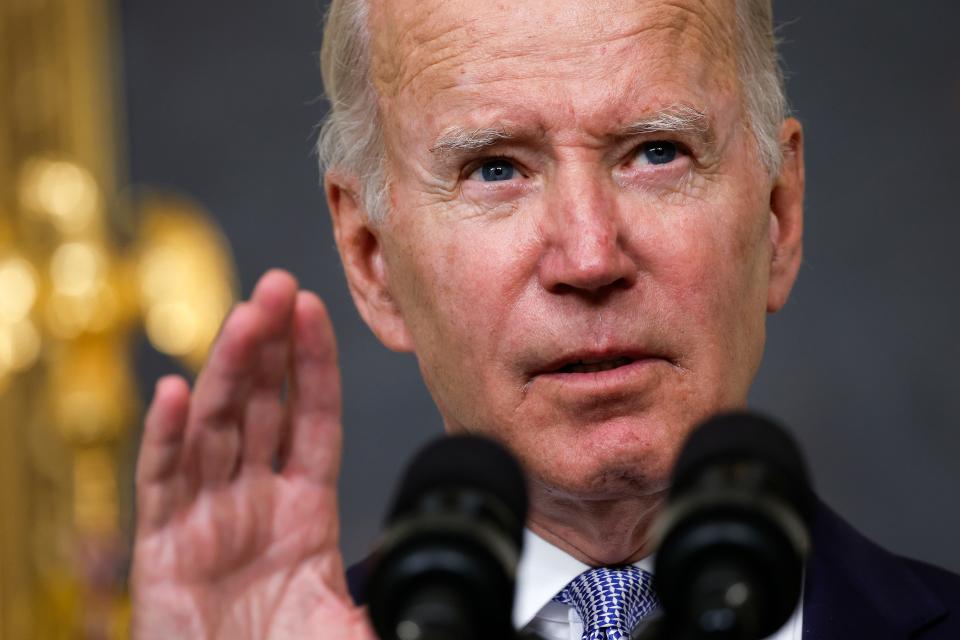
[131,272,374,640]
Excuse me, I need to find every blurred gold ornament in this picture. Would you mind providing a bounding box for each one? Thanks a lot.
[49,338,137,445]
[0,0,236,637]
[0,317,42,374]
[18,157,101,236]
[50,242,106,296]
[0,253,43,377]
[135,195,236,369]
[73,448,119,536]
[0,254,39,322]
[45,240,125,338]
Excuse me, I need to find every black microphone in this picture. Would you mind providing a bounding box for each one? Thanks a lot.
[366,434,528,640]
[648,412,813,640]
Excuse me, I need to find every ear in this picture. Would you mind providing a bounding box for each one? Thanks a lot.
[766,118,805,313]
[325,173,415,351]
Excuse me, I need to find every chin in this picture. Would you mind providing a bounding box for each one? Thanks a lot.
[526,442,676,502]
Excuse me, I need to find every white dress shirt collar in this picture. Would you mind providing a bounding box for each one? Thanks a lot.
[513,528,653,629]
[513,528,802,640]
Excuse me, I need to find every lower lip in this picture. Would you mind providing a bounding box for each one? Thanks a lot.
[533,358,665,391]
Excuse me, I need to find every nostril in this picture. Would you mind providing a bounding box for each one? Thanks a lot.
[547,273,634,299]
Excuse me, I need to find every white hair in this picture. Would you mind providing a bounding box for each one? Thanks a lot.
[317,0,788,223]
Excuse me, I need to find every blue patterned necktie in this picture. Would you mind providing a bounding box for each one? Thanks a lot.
[553,566,659,640]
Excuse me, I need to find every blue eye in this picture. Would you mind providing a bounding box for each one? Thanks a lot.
[641,141,678,165]
[479,159,516,181]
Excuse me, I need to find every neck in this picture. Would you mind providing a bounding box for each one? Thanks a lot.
[526,480,667,566]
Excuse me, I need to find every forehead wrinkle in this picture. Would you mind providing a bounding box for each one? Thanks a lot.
[570,0,735,68]
[371,3,491,100]
[375,0,743,168]
[373,0,737,105]
[653,0,735,56]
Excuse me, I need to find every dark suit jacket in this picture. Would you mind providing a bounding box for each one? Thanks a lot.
[348,500,960,639]
[801,501,959,638]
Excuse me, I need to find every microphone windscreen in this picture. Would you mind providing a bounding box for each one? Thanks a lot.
[387,434,528,535]
[670,412,813,520]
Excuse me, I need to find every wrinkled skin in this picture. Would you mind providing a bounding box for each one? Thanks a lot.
[131,273,375,639]
[131,0,803,637]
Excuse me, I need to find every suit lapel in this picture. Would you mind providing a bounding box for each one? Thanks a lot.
[802,501,948,639]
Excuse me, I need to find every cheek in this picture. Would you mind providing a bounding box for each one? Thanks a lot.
[645,198,770,357]
[386,213,535,415]
[412,233,518,337]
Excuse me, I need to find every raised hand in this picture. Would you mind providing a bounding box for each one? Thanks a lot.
[131,270,375,640]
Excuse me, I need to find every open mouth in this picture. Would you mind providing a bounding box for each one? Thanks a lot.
[554,356,636,374]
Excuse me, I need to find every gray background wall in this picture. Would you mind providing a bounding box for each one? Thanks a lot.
[120,1,960,572]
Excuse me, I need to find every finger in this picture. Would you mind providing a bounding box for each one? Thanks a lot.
[183,301,261,486]
[241,269,299,468]
[282,291,343,484]
[136,375,190,531]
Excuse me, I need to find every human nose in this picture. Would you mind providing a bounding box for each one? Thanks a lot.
[537,166,637,295]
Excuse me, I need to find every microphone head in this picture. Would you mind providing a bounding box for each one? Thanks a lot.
[368,435,527,640]
[387,434,528,538]
[654,412,814,640]
[670,411,814,523]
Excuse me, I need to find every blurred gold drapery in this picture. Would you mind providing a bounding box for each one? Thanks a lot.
[1,1,235,637]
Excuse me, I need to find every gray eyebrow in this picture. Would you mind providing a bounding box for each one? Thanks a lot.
[430,127,513,155]
[428,104,714,156]
[620,104,714,143]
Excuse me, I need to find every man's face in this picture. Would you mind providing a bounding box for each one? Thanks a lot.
[349,0,800,502]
